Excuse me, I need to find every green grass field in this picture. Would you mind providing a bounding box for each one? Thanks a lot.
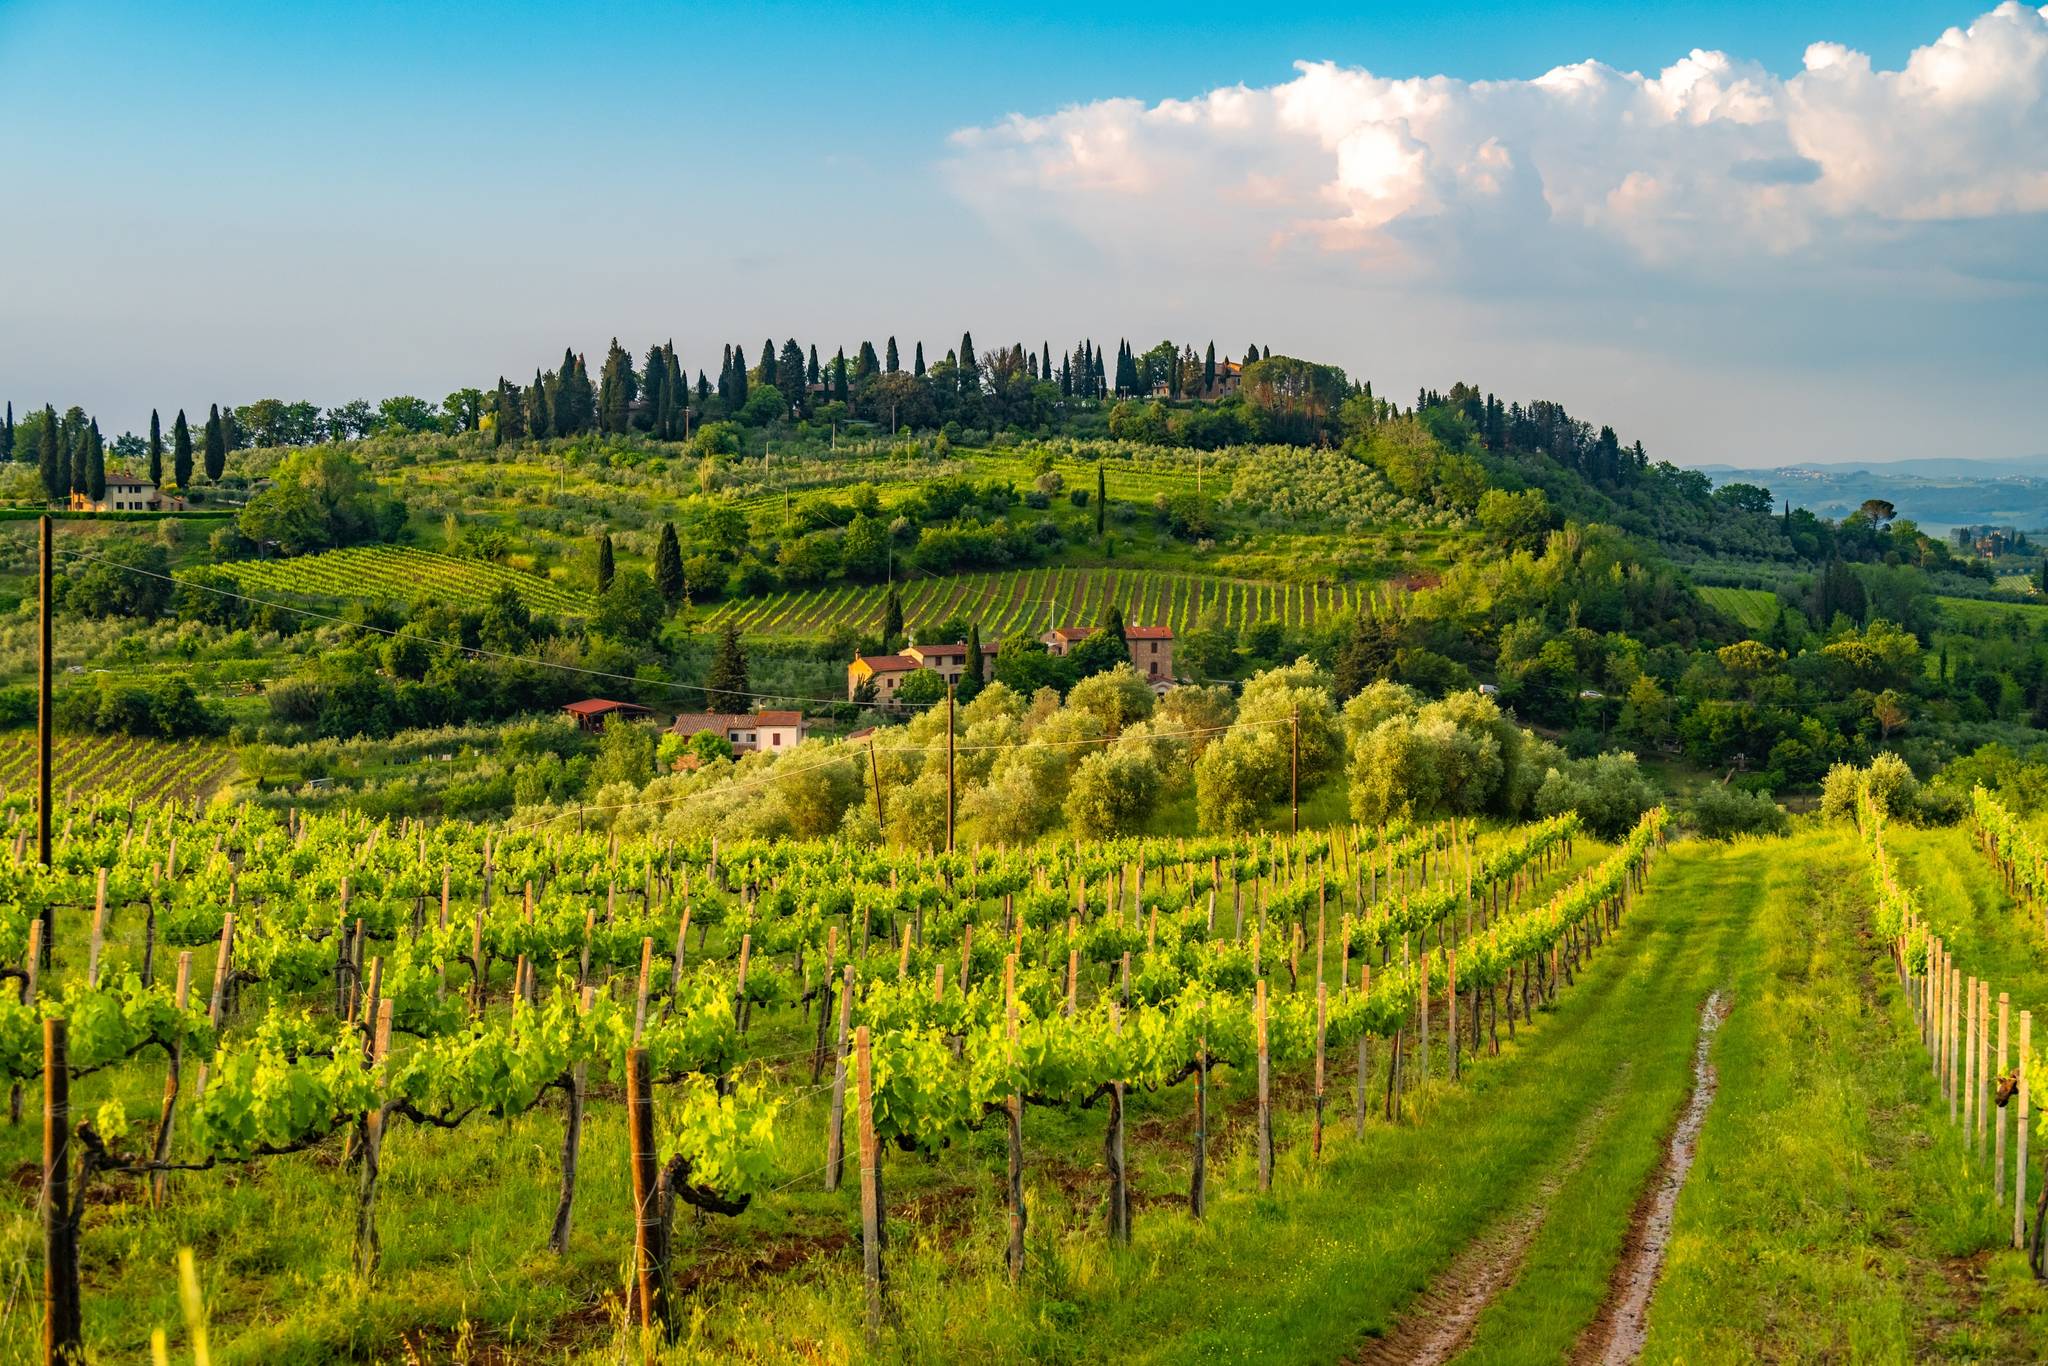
[1697,585,1780,632]
[697,565,1387,641]
[217,545,592,617]
[1939,594,2048,631]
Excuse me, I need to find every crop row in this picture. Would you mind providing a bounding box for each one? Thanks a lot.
[217,546,592,617]
[702,566,1375,641]
[0,733,233,804]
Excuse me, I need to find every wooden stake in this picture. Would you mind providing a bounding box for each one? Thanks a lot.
[857,1025,886,1342]
[826,965,853,1192]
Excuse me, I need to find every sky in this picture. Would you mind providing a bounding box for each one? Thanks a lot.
[0,0,2043,468]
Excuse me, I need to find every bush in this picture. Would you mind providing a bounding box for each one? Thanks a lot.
[1688,784,1789,839]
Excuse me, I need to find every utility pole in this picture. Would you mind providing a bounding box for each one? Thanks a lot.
[38,515,53,964]
[945,683,957,854]
[868,736,886,832]
[1289,703,1300,838]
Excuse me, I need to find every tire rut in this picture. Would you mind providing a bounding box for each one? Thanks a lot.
[1347,1080,1626,1366]
[1572,989,1731,1364]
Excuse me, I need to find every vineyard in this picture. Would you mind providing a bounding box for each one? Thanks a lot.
[0,792,1672,1362]
[215,546,591,618]
[698,565,1387,640]
[0,734,232,805]
[1696,585,1780,632]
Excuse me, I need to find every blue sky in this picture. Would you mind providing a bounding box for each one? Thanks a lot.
[2,0,2042,465]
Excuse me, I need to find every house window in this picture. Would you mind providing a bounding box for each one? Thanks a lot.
[771,734,781,746]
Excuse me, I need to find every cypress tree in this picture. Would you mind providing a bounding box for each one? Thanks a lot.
[759,338,778,392]
[0,402,12,461]
[881,588,904,652]
[963,623,983,697]
[1059,354,1071,398]
[665,346,686,438]
[914,342,926,378]
[1100,601,1125,638]
[69,421,87,495]
[855,341,878,379]
[696,371,710,405]
[1042,342,1052,383]
[172,409,193,490]
[220,404,242,453]
[779,340,805,400]
[203,403,225,481]
[705,625,750,713]
[729,344,748,407]
[596,532,615,594]
[654,521,684,605]
[86,423,105,502]
[958,332,977,393]
[1204,342,1216,395]
[833,349,848,403]
[147,410,163,485]
[527,370,551,439]
[1096,466,1106,538]
[885,337,900,373]
[38,405,60,503]
[718,345,733,403]
[806,345,820,387]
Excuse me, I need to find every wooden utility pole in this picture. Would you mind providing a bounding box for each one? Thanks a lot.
[38,514,52,881]
[867,736,886,830]
[945,682,956,854]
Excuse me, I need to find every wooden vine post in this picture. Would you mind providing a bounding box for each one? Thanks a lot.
[856,1025,887,1343]
[352,998,395,1275]
[1255,979,1272,1192]
[1312,983,1327,1160]
[1105,1002,1130,1245]
[1997,992,2010,1204]
[1191,1031,1208,1219]
[1004,955,1026,1280]
[826,965,853,1192]
[626,1045,668,1341]
[44,1017,81,1366]
[2017,1011,2032,1251]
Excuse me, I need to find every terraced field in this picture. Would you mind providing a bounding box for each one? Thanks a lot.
[1697,585,1780,631]
[0,733,233,804]
[698,565,1378,639]
[217,546,590,617]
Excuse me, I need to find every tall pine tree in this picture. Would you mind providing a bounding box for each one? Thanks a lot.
[1203,342,1216,395]
[654,521,684,605]
[958,332,977,393]
[885,337,900,373]
[758,338,778,392]
[913,342,926,378]
[596,532,616,594]
[147,410,163,485]
[172,409,193,490]
[833,349,848,403]
[1096,466,1106,539]
[527,369,551,440]
[0,402,12,461]
[202,404,225,481]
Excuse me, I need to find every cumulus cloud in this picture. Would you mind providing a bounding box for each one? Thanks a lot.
[946,3,2048,287]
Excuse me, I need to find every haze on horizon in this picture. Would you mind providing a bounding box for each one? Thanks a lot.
[0,0,2041,468]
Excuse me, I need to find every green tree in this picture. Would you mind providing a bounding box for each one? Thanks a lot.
[171,409,193,490]
[706,624,750,712]
[589,713,657,791]
[653,522,684,605]
[894,668,947,708]
[203,403,226,482]
[596,532,615,593]
[1095,466,1106,539]
[147,410,163,486]
[1064,746,1159,838]
[961,623,985,702]
[592,567,663,641]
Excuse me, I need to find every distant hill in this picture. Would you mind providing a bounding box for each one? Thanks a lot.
[1690,458,2048,535]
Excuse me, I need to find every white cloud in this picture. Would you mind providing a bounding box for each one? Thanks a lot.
[945,3,2048,286]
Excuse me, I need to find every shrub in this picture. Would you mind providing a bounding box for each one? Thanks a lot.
[1688,784,1789,840]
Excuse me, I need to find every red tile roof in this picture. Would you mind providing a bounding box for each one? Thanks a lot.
[908,642,968,657]
[564,698,649,717]
[854,654,919,673]
[1125,626,1174,640]
[753,710,805,726]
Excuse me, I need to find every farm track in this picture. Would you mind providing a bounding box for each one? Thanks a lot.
[1573,991,1730,1364]
[1348,1087,1628,1366]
